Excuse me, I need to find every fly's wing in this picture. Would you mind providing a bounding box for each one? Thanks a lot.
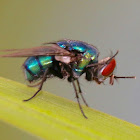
[0,44,74,57]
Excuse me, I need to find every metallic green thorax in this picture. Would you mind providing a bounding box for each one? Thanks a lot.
[57,40,99,76]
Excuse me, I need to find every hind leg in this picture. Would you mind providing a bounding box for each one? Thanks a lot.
[23,69,49,101]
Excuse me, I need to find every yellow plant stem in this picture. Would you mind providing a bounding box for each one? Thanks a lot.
[0,77,140,140]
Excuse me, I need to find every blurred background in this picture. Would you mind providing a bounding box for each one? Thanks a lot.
[0,0,139,128]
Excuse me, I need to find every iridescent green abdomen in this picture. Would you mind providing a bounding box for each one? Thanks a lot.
[24,56,53,82]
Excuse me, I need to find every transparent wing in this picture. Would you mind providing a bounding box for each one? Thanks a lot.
[0,44,74,57]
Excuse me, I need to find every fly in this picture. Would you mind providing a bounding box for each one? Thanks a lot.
[0,39,136,118]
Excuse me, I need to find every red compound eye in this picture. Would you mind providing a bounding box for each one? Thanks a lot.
[102,59,116,76]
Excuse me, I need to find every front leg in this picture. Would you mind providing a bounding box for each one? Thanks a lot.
[109,74,136,85]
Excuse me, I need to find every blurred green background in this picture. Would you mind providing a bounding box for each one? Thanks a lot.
[0,0,139,130]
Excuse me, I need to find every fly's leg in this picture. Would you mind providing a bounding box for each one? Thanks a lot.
[23,69,48,102]
[114,76,136,79]
[27,81,42,87]
[76,79,89,107]
[72,80,88,119]
[66,63,88,118]
[109,75,136,85]
[110,74,115,85]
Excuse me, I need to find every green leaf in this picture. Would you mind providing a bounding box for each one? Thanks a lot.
[0,77,140,140]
